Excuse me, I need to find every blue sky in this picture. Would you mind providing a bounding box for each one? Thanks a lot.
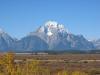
[0,0,100,39]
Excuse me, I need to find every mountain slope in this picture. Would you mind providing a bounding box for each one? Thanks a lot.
[0,28,15,51]
[92,39,100,49]
[14,35,49,51]
[29,21,95,50]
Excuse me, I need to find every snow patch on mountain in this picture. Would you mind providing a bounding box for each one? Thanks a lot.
[45,21,58,28]
[44,21,68,32]
[37,21,69,36]
[47,31,53,36]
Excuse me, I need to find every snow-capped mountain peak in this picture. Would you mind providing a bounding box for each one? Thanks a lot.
[45,21,58,28]
[44,21,67,31]
[37,21,68,36]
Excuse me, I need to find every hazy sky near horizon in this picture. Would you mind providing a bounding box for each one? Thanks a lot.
[0,0,100,39]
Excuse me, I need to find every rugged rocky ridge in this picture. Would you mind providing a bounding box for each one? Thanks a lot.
[0,28,15,51]
[0,21,96,51]
[27,21,95,51]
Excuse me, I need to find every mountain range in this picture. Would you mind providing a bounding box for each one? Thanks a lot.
[0,21,99,52]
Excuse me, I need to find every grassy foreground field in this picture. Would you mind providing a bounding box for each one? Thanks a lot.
[0,52,100,75]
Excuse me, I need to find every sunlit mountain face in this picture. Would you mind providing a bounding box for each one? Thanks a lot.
[0,21,97,52]
[0,28,15,51]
